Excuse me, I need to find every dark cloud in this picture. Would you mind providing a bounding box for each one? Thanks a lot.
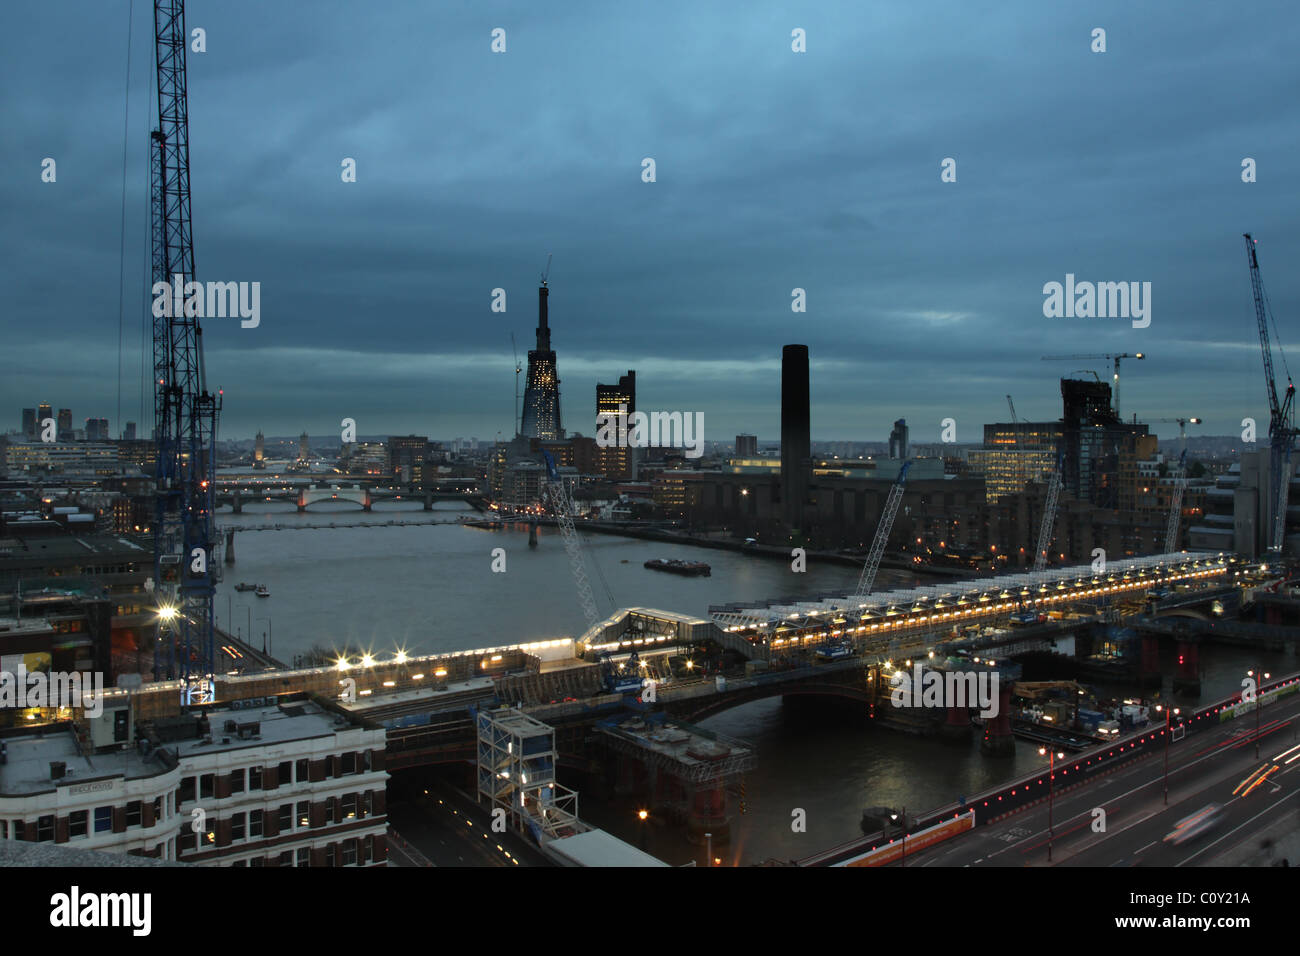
[3,1,1297,441]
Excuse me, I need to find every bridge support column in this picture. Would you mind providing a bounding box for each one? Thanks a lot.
[940,703,971,744]
[297,502,306,513]
[1139,634,1162,688]
[980,684,1014,757]
[528,522,538,548]
[224,529,235,565]
[1171,639,1200,696]
[424,490,433,511]
[687,784,729,846]
[232,490,242,514]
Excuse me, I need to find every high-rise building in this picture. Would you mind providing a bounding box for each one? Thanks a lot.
[596,370,636,479]
[781,345,811,532]
[57,408,73,439]
[123,421,137,441]
[21,408,36,438]
[520,277,563,440]
[889,419,909,460]
[38,403,52,428]
[387,435,430,484]
[735,434,757,457]
[254,430,265,468]
[85,418,110,441]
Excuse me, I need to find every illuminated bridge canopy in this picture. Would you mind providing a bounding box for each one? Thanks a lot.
[710,552,1239,638]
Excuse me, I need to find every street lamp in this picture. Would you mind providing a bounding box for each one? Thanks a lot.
[1247,669,1271,758]
[890,808,907,866]
[1155,704,1181,804]
[637,809,648,849]
[1039,748,1064,861]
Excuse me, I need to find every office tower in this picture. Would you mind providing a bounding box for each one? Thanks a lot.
[57,409,73,440]
[21,408,36,438]
[596,370,636,479]
[889,419,909,460]
[38,403,52,427]
[85,418,110,441]
[735,434,757,457]
[781,345,811,531]
[123,421,137,441]
[520,276,563,440]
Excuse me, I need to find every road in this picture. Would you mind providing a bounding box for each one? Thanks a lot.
[386,777,553,868]
[894,685,1300,867]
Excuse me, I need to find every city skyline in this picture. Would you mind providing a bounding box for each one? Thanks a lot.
[4,2,1298,440]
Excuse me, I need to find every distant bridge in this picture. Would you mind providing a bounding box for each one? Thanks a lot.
[214,484,488,513]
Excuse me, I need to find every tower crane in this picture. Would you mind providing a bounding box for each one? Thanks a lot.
[1041,353,1145,419]
[1150,418,1200,555]
[1033,454,1064,574]
[852,461,911,601]
[150,0,221,701]
[541,450,603,637]
[1243,234,1296,554]
[510,332,521,438]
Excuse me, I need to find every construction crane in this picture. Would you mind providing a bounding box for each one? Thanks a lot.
[150,0,221,701]
[541,450,602,635]
[510,332,521,438]
[1150,418,1200,555]
[1033,454,1064,574]
[1243,234,1296,553]
[1041,353,1145,419]
[1005,395,1026,494]
[852,461,911,601]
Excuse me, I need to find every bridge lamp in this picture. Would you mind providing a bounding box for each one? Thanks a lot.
[394,650,408,664]
[361,654,375,668]
[157,605,178,622]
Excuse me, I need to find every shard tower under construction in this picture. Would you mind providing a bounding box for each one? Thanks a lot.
[519,274,564,440]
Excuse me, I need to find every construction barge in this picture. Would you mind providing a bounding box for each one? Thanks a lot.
[644,558,711,577]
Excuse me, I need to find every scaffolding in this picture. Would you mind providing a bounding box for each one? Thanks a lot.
[475,707,585,840]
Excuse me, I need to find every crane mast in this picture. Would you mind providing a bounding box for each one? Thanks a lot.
[1244,234,1296,553]
[151,0,221,700]
[853,461,910,600]
[1033,454,1064,574]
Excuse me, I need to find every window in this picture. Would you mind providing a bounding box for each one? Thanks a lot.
[341,839,357,866]
[278,804,292,832]
[179,776,196,805]
[249,766,263,790]
[340,752,356,775]
[200,774,215,799]
[94,807,112,833]
[231,813,246,841]
[362,750,372,772]
[279,850,293,867]
[231,859,247,867]
[295,759,309,783]
[153,797,163,824]
[126,801,142,828]
[296,847,310,867]
[362,835,372,863]
[69,810,88,838]
[179,831,197,853]
[37,816,54,842]
[277,761,292,786]
[250,809,263,838]
[0,821,6,840]
[325,844,336,867]
[230,769,245,794]
[250,857,264,867]
[297,801,310,829]
[360,791,372,819]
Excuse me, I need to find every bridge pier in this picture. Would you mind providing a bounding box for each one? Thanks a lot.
[687,784,729,846]
[528,522,538,548]
[980,684,1014,757]
[1139,634,1162,688]
[224,529,235,565]
[1171,638,1201,696]
[297,503,306,513]
[940,703,971,744]
[232,490,242,514]
[423,490,433,511]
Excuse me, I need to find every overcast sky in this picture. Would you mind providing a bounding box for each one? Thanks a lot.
[4,1,1299,444]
